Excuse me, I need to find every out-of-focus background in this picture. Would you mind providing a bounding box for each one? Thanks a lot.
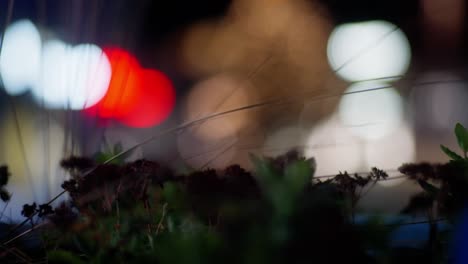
[0,0,467,221]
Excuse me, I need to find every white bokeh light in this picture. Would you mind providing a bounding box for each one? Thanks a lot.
[33,41,111,109]
[305,116,364,176]
[327,20,411,82]
[34,40,69,108]
[410,72,468,132]
[338,81,403,141]
[68,44,112,109]
[364,124,415,187]
[0,19,41,95]
[0,105,73,221]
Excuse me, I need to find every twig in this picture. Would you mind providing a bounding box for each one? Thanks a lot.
[3,222,47,246]
[155,203,168,235]
[199,138,238,170]
[0,201,10,223]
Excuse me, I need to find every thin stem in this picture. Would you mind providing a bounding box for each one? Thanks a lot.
[156,203,168,235]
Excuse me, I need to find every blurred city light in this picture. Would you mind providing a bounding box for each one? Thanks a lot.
[0,105,71,221]
[410,72,468,132]
[119,69,175,127]
[87,48,176,128]
[0,19,41,95]
[366,124,415,187]
[86,48,141,119]
[0,20,111,110]
[183,74,253,141]
[338,81,403,140]
[33,41,111,110]
[305,116,364,176]
[327,20,411,82]
[179,0,332,103]
[1,21,174,127]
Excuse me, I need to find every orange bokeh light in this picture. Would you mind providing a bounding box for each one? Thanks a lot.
[86,48,175,128]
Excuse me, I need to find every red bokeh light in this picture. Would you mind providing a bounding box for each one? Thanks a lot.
[118,69,175,127]
[86,48,175,128]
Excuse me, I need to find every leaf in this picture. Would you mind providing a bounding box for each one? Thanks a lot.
[93,151,113,164]
[0,166,9,186]
[455,123,468,154]
[93,142,134,164]
[0,188,10,202]
[417,179,439,197]
[249,153,279,182]
[284,159,312,194]
[440,144,463,160]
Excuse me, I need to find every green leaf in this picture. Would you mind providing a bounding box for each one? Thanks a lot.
[249,153,279,182]
[455,123,468,154]
[93,142,134,164]
[417,179,439,197]
[440,144,463,160]
[284,159,312,194]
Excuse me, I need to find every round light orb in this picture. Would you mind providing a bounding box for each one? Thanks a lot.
[305,116,364,176]
[410,72,468,132]
[34,40,69,108]
[364,124,415,187]
[338,81,403,141]
[33,41,111,110]
[327,20,411,82]
[183,74,252,141]
[67,44,111,110]
[0,20,42,95]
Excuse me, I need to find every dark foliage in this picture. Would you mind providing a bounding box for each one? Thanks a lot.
[3,127,468,263]
[21,203,37,218]
[0,166,10,202]
[0,166,9,187]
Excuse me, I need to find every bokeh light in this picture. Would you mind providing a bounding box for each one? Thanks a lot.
[410,72,468,132]
[0,19,41,95]
[34,40,69,108]
[365,124,415,187]
[305,116,364,176]
[87,48,176,128]
[327,20,411,82]
[183,74,253,141]
[0,105,72,221]
[86,48,141,119]
[67,44,111,109]
[338,81,403,140]
[32,41,111,109]
[179,0,333,105]
[118,69,175,128]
